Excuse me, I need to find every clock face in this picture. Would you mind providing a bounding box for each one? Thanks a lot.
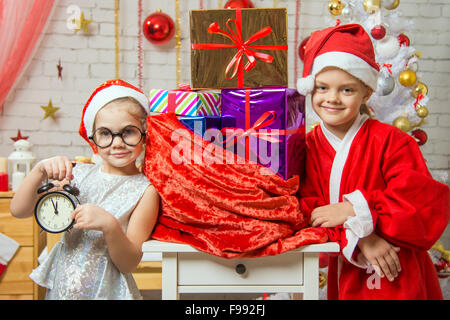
[35,192,76,233]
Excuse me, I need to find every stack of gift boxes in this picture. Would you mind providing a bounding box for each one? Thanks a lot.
[149,8,305,180]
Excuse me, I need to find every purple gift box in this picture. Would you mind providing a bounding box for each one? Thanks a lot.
[221,88,305,180]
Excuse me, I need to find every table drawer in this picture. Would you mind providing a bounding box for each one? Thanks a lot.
[0,201,33,246]
[0,294,33,300]
[0,247,33,294]
[178,252,303,286]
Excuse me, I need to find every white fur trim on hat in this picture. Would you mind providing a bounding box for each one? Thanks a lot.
[311,51,378,91]
[83,85,149,137]
[297,75,315,96]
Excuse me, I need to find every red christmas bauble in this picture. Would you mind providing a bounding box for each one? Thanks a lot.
[371,25,386,40]
[224,0,255,8]
[319,253,329,268]
[298,36,310,62]
[143,11,175,44]
[411,129,428,146]
[398,33,410,46]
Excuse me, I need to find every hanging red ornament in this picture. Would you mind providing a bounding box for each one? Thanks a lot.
[298,36,310,62]
[371,25,386,40]
[398,33,410,46]
[411,129,428,146]
[224,0,255,8]
[143,10,175,44]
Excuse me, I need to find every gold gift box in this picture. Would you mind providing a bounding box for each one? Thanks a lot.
[190,8,288,89]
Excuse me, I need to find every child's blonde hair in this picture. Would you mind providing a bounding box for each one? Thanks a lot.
[359,83,374,117]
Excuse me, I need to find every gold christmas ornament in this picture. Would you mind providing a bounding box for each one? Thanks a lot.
[328,0,345,16]
[41,99,60,120]
[393,116,411,132]
[311,122,320,131]
[432,241,450,262]
[363,0,381,14]
[383,0,400,10]
[398,69,417,87]
[412,82,428,98]
[319,271,327,288]
[416,105,429,118]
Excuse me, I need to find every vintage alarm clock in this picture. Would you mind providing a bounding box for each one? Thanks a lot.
[34,182,80,233]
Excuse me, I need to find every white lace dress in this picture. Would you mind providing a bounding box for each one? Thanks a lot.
[30,163,151,300]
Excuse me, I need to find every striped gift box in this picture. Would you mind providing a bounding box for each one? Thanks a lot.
[149,89,221,116]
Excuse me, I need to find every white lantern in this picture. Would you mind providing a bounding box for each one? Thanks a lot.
[8,140,36,191]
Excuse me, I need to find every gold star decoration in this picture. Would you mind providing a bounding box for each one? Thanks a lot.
[41,99,60,120]
[73,11,92,34]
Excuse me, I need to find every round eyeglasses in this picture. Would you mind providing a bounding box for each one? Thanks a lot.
[89,125,145,148]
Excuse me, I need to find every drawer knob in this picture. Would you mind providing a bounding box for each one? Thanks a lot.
[235,263,246,275]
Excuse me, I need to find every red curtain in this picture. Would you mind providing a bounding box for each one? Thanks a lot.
[0,0,56,110]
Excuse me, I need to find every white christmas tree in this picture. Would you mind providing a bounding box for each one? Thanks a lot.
[321,0,430,147]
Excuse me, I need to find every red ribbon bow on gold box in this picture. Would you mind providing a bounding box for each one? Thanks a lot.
[190,8,288,89]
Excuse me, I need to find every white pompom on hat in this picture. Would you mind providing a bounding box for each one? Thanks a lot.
[79,79,150,152]
[297,24,379,96]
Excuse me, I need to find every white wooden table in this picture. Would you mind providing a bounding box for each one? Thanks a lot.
[142,240,339,300]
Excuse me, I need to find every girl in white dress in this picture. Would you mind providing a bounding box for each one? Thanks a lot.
[10,80,160,300]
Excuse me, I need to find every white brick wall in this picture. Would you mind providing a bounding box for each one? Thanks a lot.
[1,0,448,171]
[1,0,449,179]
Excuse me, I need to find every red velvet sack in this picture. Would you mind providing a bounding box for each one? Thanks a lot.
[143,113,328,258]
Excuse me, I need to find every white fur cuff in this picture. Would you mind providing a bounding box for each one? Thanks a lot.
[341,190,374,268]
[343,190,374,238]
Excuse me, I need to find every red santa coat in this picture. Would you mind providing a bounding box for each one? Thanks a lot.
[299,113,449,300]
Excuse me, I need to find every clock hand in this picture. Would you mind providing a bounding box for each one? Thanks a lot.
[51,199,58,215]
[55,201,59,214]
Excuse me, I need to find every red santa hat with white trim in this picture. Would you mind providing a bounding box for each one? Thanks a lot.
[79,79,150,152]
[297,24,379,96]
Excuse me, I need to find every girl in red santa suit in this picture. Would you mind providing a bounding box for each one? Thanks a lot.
[296,23,449,300]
